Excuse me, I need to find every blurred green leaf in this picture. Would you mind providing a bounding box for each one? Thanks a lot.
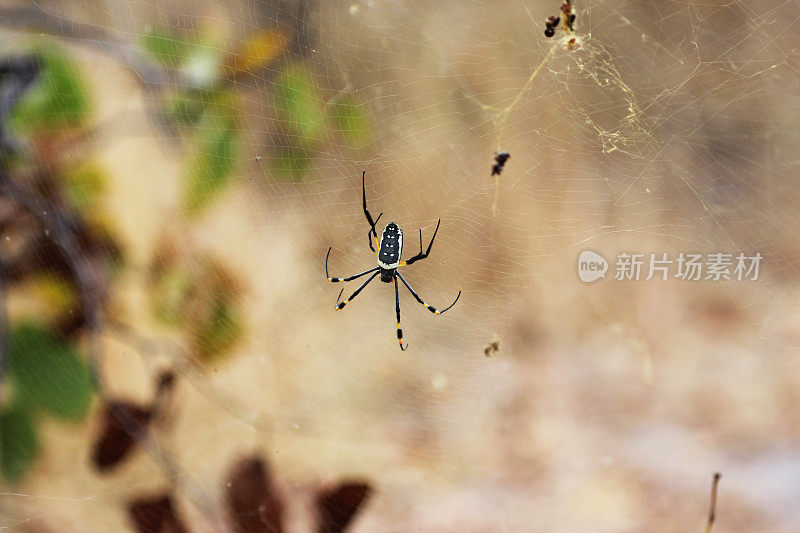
[61,162,107,212]
[10,45,90,132]
[331,97,372,149]
[182,108,240,214]
[270,146,314,180]
[24,273,78,322]
[142,25,189,68]
[0,405,39,483]
[165,91,208,127]
[194,297,243,360]
[181,41,223,89]
[274,66,325,141]
[9,323,93,421]
[143,27,221,89]
[152,268,194,326]
[269,66,326,181]
[0,405,39,484]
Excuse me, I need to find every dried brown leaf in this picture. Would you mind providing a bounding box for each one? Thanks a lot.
[315,482,372,533]
[225,456,284,533]
[91,400,151,472]
[127,494,189,533]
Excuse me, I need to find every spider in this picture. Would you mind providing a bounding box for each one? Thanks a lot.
[325,171,461,350]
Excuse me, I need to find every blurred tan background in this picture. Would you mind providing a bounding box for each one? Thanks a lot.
[2,0,800,531]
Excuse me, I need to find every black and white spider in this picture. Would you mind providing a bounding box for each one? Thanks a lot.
[325,171,461,350]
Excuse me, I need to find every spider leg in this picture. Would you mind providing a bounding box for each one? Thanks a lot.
[361,171,384,254]
[326,247,379,282]
[399,219,441,267]
[335,271,380,310]
[362,170,380,228]
[394,275,408,350]
[397,271,461,315]
[367,212,382,255]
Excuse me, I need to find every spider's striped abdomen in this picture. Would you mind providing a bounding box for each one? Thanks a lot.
[378,222,402,270]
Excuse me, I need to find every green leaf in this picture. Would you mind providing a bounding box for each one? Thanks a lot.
[143,28,222,89]
[61,162,108,212]
[331,97,372,149]
[142,25,189,68]
[273,66,325,141]
[181,41,223,89]
[269,146,314,180]
[9,323,93,421]
[194,297,243,360]
[165,91,208,127]
[10,45,90,132]
[268,66,327,180]
[181,109,240,214]
[152,268,194,326]
[22,273,78,323]
[0,406,39,484]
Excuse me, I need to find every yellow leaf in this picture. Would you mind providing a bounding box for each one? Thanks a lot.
[223,29,290,78]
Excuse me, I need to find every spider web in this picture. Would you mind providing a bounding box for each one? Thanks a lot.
[2,0,800,531]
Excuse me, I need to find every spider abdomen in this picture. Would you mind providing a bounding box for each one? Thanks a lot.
[377,222,402,270]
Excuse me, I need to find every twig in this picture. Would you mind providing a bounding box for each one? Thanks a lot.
[0,53,108,387]
[705,472,721,533]
[0,1,318,90]
[0,7,169,90]
[0,54,41,385]
[0,175,107,387]
[106,320,276,436]
[0,253,6,384]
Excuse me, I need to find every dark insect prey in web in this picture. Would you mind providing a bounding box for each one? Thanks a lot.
[491,151,510,176]
[561,1,576,31]
[484,333,501,357]
[545,1,576,38]
[544,16,560,38]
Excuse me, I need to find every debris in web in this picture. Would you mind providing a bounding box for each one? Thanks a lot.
[705,472,721,533]
[484,333,501,357]
[491,152,510,176]
[544,1,577,41]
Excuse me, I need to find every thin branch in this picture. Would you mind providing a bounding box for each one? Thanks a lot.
[0,1,319,91]
[0,55,41,385]
[0,6,169,90]
[705,472,721,533]
[106,320,276,436]
[0,175,107,387]
[0,252,6,384]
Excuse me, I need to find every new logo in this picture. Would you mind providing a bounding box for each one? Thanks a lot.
[578,250,608,283]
